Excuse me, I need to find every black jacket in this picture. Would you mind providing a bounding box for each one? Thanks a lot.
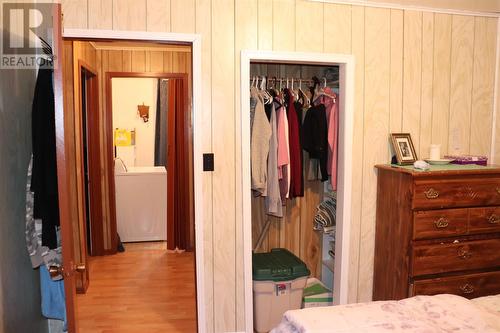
[31,68,59,249]
[301,104,328,182]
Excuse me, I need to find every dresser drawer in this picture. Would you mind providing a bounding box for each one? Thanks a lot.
[413,209,468,240]
[469,207,500,234]
[413,178,500,209]
[411,238,500,276]
[412,270,500,299]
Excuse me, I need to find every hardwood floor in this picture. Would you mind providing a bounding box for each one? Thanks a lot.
[76,242,197,333]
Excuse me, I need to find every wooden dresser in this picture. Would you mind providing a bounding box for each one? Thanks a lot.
[373,165,500,301]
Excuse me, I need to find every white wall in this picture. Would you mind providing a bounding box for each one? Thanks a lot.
[111,78,159,167]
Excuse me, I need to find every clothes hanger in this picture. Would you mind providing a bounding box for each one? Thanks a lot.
[259,76,273,104]
[296,79,307,106]
[313,76,336,103]
[267,76,277,96]
[324,77,337,103]
[291,78,299,102]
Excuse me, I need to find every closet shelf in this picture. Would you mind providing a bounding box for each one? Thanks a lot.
[322,259,334,272]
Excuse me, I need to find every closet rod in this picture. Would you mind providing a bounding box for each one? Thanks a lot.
[249,77,315,84]
[249,77,339,87]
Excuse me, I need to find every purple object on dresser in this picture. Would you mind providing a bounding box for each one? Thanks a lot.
[444,155,488,166]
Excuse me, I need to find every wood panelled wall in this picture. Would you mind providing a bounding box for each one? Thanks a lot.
[61,1,499,331]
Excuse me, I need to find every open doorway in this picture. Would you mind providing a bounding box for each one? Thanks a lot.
[62,39,197,332]
[108,72,192,251]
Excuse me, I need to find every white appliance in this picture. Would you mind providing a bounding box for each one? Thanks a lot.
[114,162,167,242]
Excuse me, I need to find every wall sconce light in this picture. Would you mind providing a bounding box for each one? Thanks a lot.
[137,103,150,122]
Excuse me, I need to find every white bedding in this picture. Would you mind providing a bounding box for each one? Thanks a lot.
[270,294,500,333]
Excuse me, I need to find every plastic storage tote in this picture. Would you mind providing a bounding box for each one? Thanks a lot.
[253,248,310,333]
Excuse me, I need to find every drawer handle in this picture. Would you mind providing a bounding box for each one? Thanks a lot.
[434,217,449,229]
[496,187,500,195]
[488,214,500,224]
[457,247,472,260]
[424,188,439,199]
[459,284,475,294]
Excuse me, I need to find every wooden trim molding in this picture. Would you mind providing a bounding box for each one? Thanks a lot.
[491,19,500,164]
[77,60,104,260]
[309,0,500,17]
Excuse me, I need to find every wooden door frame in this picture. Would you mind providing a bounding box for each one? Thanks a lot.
[105,72,190,253]
[240,50,355,332]
[53,5,77,332]
[76,60,100,288]
[61,29,206,333]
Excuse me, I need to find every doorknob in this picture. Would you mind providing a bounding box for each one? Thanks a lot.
[48,263,86,279]
[75,263,86,273]
[48,265,64,279]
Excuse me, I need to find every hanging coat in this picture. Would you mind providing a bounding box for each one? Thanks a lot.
[31,68,60,249]
[265,102,283,217]
[302,103,328,182]
[250,87,272,195]
[285,89,303,197]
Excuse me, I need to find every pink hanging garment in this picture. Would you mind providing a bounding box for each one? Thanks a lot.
[321,88,338,190]
[276,103,290,202]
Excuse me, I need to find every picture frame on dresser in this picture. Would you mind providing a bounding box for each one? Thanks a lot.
[390,133,417,165]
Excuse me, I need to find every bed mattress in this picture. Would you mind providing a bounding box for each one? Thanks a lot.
[271,294,500,333]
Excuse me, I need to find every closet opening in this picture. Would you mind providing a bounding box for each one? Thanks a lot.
[61,38,198,332]
[240,51,354,332]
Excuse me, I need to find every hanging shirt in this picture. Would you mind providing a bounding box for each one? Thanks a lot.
[294,100,305,194]
[250,88,272,195]
[264,102,272,121]
[265,103,283,217]
[276,99,290,202]
[285,89,304,198]
[40,265,67,327]
[283,106,291,200]
[302,103,328,182]
[26,155,64,281]
[31,68,60,249]
[250,90,258,132]
[318,89,339,190]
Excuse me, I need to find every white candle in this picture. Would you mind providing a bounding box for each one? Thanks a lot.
[429,144,441,160]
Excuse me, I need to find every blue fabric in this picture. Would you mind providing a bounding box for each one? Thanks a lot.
[40,265,67,329]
